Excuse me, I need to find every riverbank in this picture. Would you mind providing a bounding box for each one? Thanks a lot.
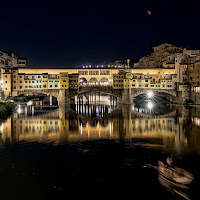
[0,101,16,120]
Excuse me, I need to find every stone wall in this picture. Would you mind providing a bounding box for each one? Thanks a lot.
[190,92,200,104]
[59,89,70,105]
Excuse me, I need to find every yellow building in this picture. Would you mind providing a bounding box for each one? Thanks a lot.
[59,72,69,89]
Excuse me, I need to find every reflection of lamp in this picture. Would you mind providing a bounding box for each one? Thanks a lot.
[27,101,33,106]
[147,102,153,109]
[0,123,4,132]
[17,105,22,114]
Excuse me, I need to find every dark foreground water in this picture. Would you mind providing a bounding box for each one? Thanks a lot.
[0,100,200,200]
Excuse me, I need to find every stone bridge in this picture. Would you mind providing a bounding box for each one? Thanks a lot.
[76,86,123,97]
[131,88,177,98]
[17,87,181,105]
[17,89,69,104]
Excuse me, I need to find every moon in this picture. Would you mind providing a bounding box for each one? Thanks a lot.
[147,11,151,16]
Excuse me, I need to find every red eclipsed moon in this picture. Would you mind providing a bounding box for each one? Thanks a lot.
[147,11,151,16]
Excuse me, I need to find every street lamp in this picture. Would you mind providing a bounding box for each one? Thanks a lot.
[147,91,154,98]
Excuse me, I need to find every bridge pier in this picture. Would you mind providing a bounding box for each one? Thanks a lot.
[59,105,70,120]
[59,89,70,105]
[122,89,132,104]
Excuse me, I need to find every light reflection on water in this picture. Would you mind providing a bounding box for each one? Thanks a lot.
[0,99,200,156]
[1,96,200,200]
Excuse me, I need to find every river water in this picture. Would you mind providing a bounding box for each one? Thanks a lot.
[0,95,200,200]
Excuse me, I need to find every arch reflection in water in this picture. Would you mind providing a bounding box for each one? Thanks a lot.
[74,93,118,106]
[1,103,200,156]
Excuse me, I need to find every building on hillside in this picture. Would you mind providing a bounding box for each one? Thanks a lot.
[0,50,27,69]
[134,43,183,69]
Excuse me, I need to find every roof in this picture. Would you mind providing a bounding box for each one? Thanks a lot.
[18,57,28,60]
[0,50,12,57]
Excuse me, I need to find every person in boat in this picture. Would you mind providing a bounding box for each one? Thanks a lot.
[166,157,173,166]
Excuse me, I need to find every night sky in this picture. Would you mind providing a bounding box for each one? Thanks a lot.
[1,0,200,67]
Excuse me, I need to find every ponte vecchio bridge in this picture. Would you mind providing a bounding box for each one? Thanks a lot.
[2,67,185,104]
[17,86,178,105]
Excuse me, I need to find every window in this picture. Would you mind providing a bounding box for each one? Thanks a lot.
[25,86,28,88]
[43,85,47,88]
[50,85,52,88]
[20,76,22,78]
[25,81,27,83]
[145,80,148,82]
[32,81,34,83]
[20,86,22,89]
[20,81,22,83]
[55,85,58,87]
[100,71,110,75]
[5,81,7,83]
[63,80,66,82]
[5,75,7,78]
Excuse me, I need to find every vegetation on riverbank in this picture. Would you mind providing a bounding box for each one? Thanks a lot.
[0,101,17,120]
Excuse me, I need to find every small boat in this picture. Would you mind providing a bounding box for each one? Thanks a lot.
[158,174,191,200]
[157,158,194,186]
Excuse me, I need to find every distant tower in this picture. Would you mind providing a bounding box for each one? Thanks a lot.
[127,59,130,68]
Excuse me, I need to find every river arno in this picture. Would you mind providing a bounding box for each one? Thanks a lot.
[0,98,200,200]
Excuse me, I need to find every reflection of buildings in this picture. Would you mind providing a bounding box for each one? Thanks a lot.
[1,104,200,155]
[1,106,117,143]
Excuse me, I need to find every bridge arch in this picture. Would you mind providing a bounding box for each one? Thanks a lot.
[80,77,87,86]
[89,77,99,85]
[18,90,60,99]
[131,88,177,99]
[100,77,109,86]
